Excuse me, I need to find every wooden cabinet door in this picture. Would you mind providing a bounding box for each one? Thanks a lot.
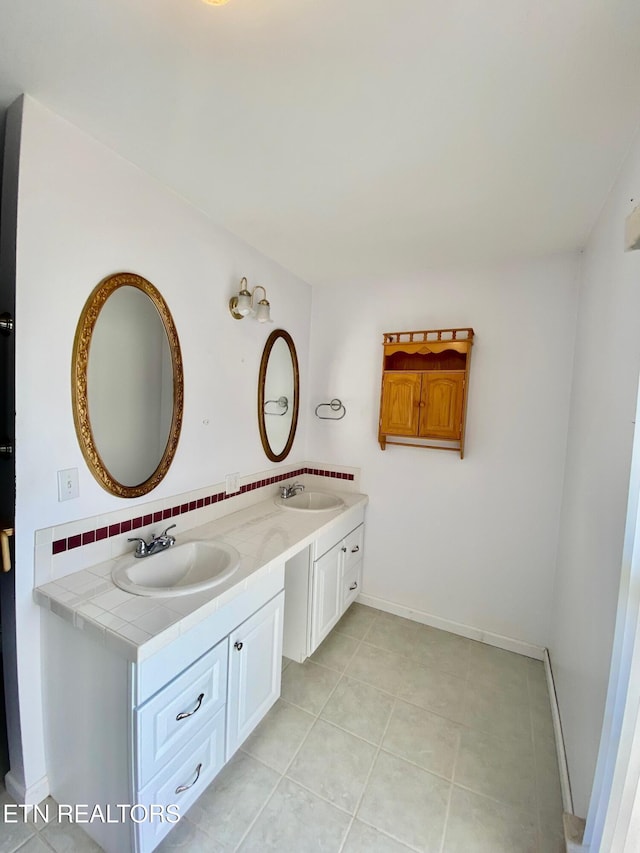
[226,592,284,756]
[310,542,342,653]
[418,372,465,440]
[380,372,421,436]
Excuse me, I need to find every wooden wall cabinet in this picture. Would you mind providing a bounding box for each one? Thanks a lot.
[378,328,474,458]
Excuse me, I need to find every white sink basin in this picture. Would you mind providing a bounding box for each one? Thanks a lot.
[274,491,345,512]
[111,540,240,597]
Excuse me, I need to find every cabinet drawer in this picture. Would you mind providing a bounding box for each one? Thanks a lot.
[136,708,226,853]
[135,639,227,788]
[342,558,362,611]
[343,524,364,573]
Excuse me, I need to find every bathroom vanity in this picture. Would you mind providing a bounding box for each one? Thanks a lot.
[36,491,366,853]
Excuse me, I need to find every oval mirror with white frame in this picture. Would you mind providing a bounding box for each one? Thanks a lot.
[72,272,184,497]
[258,329,299,462]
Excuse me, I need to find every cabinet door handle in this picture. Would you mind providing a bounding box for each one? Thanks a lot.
[349,582,358,591]
[176,692,205,721]
[341,546,347,553]
[175,762,202,794]
[351,545,360,553]
[234,641,244,651]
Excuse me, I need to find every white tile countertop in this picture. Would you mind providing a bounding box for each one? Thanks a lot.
[34,491,368,663]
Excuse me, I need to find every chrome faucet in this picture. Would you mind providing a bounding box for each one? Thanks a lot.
[128,524,177,558]
[279,482,305,500]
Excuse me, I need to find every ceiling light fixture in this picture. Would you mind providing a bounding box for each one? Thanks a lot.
[202,0,232,5]
[229,278,272,323]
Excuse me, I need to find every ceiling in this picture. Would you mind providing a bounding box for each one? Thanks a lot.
[1,0,640,285]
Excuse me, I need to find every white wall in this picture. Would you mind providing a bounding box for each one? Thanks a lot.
[550,128,640,818]
[9,96,312,797]
[308,255,579,649]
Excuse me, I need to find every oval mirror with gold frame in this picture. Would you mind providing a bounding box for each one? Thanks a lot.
[72,272,184,498]
[258,329,299,462]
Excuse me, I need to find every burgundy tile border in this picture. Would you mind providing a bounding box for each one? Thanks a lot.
[50,466,356,555]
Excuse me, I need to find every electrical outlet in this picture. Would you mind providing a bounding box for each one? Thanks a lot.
[225,472,240,495]
[57,468,79,501]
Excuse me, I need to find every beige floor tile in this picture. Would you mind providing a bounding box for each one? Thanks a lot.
[287,719,376,814]
[8,838,51,853]
[320,676,395,745]
[358,751,450,852]
[333,604,379,640]
[467,642,530,691]
[0,818,37,853]
[40,821,103,852]
[345,643,412,696]
[462,678,532,740]
[396,661,467,723]
[157,817,226,852]
[238,777,350,852]
[187,750,279,847]
[241,698,315,772]
[535,743,564,817]
[363,612,426,657]
[443,786,538,853]
[281,660,341,714]
[382,700,461,779]
[342,820,416,852]
[310,631,361,673]
[538,827,566,853]
[455,727,536,811]
[410,629,472,679]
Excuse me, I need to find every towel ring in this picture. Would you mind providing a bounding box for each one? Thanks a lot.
[315,399,346,420]
[264,396,289,416]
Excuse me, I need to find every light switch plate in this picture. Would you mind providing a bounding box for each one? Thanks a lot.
[225,472,240,495]
[57,468,79,501]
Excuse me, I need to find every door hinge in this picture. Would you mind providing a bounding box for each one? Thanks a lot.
[0,313,14,336]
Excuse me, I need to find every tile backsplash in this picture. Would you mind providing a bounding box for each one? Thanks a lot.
[34,461,359,587]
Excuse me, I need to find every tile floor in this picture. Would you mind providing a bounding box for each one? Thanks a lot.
[0,604,565,853]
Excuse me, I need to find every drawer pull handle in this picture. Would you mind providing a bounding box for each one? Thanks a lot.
[351,545,360,553]
[176,693,205,721]
[175,762,202,794]
[349,582,358,591]
[234,641,244,651]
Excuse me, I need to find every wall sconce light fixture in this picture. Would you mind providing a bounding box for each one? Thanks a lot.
[229,278,272,323]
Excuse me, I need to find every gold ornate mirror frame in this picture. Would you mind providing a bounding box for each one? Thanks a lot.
[72,272,184,498]
[258,329,300,463]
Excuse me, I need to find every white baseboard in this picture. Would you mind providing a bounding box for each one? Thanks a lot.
[544,649,574,816]
[356,593,546,660]
[4,770,49,806]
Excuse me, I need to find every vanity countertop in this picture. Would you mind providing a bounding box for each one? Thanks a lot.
[34,492,368,663]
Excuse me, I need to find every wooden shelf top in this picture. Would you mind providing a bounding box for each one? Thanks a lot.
[382,328,474,345]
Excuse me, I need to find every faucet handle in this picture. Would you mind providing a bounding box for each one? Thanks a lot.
[161,524,177,538]
[128,537,149,557]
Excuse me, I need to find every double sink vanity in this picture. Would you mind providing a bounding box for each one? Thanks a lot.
[36,487,367,853]
[33,270,367,851]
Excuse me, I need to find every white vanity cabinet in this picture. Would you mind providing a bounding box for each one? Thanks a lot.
[283,506,365,662]
[226,592,283,757]
[42,568,284,853]
[310,522,364,650]
[135,590,284,853]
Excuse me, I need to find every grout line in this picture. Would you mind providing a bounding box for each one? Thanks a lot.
[232,627,367,852]
[527,662,545,853]
[438,734,461,853]
[337,697,399,852]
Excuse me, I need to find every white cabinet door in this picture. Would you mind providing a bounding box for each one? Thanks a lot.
[310,541,343,652]
[226,591,284,757]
